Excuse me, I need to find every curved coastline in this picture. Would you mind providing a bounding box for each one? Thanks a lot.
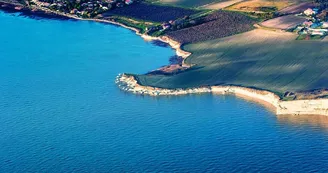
[2,2,328,116]
[0,1,191,64]
[116,74,328,116]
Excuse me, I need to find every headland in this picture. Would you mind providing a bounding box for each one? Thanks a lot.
[2,0,328,116]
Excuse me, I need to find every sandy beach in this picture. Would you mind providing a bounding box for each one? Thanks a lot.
[116,74,328,116]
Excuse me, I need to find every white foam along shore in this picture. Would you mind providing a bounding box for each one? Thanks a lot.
[5,3,328,116]
[116,74,328,116]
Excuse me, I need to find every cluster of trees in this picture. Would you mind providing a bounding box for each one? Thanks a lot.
[44,0,110,17]
[146,15,202,36]
[249,11,277,20]
[317,9,327,20]
[315,0,328,8]
[313,0,328,21]
[40,0,132,18]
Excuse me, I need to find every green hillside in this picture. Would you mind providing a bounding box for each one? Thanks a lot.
[135,29,328,96]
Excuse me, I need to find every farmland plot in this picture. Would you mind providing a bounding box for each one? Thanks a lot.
[323,37,328,41]
[278,2,315,14]
[166,11,255,44]
[226,0,301,13]
[147,0,229,8]
[136,29,328,96]
[203,0,244,9]
[103,2,197,22]
[260,15,307,30]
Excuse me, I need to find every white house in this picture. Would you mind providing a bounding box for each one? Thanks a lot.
[312,31,325,35]
[125,0,133,5]
[322,22,328,28]
[309,28,328,32]
[304,8,317,16]
[303,21,313,27]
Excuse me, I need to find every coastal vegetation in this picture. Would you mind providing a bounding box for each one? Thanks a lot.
[1,0,25,5]
[29,0,138,18]
[108,16,151,33]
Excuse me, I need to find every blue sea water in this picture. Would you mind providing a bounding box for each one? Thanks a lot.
[1,11,328,172]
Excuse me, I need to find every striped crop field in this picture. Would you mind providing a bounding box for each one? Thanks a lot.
[260,15,307,30]
[225,0,310,13]
[135,29,328,96]
[166,11,255,44]
[203,0,245,10]
[146,0,229,8]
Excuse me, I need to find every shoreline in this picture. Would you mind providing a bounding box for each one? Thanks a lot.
[2,2,328,116]
[0,1,192,66]
[116,74,328,116]
[0,1,72,19]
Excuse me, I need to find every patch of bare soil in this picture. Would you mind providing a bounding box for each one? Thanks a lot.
[261,15,307,30]
[279,2,315,14]
[284,89,328,100]
[148,64,188,75]
[203,0,244,10]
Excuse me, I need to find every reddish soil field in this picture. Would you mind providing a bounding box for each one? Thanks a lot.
[103,2,197,22]
[279,2,315,14]
[166,11,255,44]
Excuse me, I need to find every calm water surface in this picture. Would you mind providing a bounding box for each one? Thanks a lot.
[1,11,328,172]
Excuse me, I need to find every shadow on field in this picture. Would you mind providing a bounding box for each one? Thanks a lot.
[136,29,328,94]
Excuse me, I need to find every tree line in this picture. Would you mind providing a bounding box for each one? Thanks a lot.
[315,0,328,8]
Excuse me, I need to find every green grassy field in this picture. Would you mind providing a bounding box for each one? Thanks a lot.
[135,29,328,97]
[146,0,228,8]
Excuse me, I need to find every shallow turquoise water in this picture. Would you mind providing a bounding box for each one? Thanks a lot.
[1,11,328,172]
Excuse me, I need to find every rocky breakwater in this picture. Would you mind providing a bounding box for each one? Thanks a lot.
[115,74,211,96]
[116,74,328,116]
